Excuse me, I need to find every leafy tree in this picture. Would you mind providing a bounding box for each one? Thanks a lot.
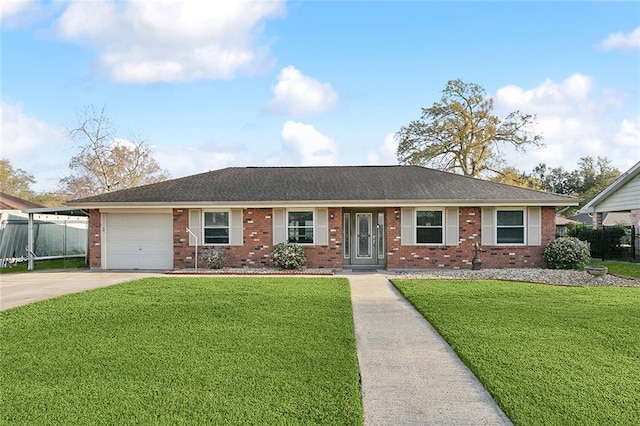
[534,156,620,216]
[31,191,68,208]
[575,156,620,202]
[532,163,582,195]
[396,79,543,177]
[490,166,541,190]
[0,158,36,199]
[60,106,170,199]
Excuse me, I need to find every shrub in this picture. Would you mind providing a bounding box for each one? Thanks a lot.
[200,248,229,270]
[543,237,591,270]
[271,243,307,270]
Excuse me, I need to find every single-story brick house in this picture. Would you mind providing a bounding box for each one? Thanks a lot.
[66,165,578,271]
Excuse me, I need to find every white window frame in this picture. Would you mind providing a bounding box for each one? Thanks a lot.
[415,209,445,245]
[495,208,527,245]
[287,210,315,245]
[202,210,231,246]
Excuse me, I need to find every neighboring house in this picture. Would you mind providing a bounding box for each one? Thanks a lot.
[66,166,578,271]
[581,160,640,257]
[555,216,581,237]
[0,192,88,264]
[568,212,632,227]
[0,193,44,259]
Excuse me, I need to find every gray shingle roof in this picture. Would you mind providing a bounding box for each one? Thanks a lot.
[67,166,578,205]
[0,192,44,210]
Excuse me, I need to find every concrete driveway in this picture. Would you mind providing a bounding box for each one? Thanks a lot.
[0,270,164,311]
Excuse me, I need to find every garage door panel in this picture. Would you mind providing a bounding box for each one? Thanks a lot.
[105,214,173,270]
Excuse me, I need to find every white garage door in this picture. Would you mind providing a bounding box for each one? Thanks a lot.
[105,213,173,270]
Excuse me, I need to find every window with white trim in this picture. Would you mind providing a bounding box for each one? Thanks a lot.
[288,211,314,244]
[496,209,525,244]
[203,211,229,245]
[416,210,443,244]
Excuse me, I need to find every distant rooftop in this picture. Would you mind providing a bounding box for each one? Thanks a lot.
[0,192,44,210]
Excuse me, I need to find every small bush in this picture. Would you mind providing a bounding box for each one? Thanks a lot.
[201,248,229,269]
[543,237,591,270]
[271,243,307,270]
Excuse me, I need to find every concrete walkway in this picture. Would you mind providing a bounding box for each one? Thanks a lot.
[0,270,163,311]
[348,272,512,425]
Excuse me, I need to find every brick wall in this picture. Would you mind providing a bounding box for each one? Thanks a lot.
[303,207,343,269]
[172,207,343,270]
[88,209,101,269]
[386,206,556,269]
[94,205,555,271]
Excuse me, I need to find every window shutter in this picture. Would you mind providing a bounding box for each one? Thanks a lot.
[230,209,243,246]
[527,207,541,246]
[188,209,201,246]
[315,208,328,246]
[401,208,415,246]
[272,208,286,245]
[445,207,459,246]
[481,207,495,246]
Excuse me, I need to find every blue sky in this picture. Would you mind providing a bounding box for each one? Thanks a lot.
[2,0,639,192]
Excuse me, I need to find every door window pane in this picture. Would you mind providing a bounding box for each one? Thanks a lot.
[377,212,385,259]
[356,214,372,258]
[343,213,350,259]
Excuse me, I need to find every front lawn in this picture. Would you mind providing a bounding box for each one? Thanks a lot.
[393,279,640,426]
[0,277,363,425]
[591,260,640,279]
[0,257,87,273]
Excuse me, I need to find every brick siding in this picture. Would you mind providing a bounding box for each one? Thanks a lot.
[90,205,556,270]
[385,206,556,269]
[173,207,343,270]
[88,209,101,269]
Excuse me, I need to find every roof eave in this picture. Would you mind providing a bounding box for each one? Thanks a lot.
[581,160,640,213]
[67,199,580,209]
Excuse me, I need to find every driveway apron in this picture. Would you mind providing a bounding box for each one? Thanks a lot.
[0,271,163,311]
[348,272,512,425]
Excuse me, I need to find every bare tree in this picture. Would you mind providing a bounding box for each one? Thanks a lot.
[60,106,170,199]
[396,79,543,178]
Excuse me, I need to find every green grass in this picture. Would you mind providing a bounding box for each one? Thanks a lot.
[0,277,363,425]
[590,260,640,279]
[0,257,87,273]
[392,279,640,426]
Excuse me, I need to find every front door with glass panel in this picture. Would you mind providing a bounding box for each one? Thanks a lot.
[343,210,385,267]
[356,213,372,259]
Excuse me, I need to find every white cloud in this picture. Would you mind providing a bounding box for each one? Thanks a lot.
[0,0,31,19]
[614,116,640,147]
[494,75,639,172]
[0,101,69,192]
[280,121,338,166]
[367,133,398,165]
[0,1,58,29]
[496,73,592,115]
[154,143,250,179]
[1,101,64,160]
[54,0,285,83]
[596,26,640,51]
[266,66,339,116]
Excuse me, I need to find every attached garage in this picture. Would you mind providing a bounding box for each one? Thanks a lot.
[104,213,173,270]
